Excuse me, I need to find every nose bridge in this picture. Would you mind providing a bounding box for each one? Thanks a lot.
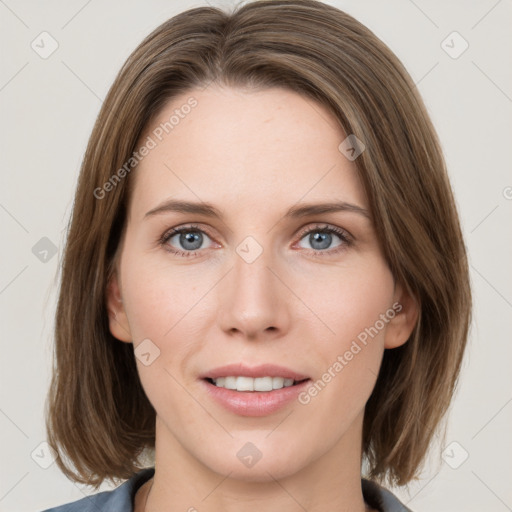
[217,235,289,337]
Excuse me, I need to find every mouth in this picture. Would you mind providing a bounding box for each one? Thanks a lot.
[204,376,310,392]
[199,363,311,416]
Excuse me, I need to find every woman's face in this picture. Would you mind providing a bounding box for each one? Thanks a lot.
[107,85,416,481]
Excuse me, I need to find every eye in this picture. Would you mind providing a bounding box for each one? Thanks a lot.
[295,224,352,255]
[158,223,353,258]
[158,224,215,257]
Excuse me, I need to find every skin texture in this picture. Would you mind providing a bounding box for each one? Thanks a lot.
[107,85,418,512]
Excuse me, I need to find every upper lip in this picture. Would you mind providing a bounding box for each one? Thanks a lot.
[200,363,310,381]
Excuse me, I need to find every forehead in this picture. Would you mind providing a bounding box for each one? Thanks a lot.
[129,85,366,221]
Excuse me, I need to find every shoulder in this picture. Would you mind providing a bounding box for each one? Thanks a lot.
[40,467,155,512]
[362,478,413,512]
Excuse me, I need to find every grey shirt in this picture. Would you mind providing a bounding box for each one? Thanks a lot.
[41,467,412,511]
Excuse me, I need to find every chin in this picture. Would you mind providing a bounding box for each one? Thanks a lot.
[195,437,311,483]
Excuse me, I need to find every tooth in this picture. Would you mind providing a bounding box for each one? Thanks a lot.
[254,377,273,391]
[236,376,254,391]
[224,376,237,389]
[212,376,301,391]
[272,377,284,389]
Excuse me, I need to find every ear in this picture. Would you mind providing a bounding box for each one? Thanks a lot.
[384,282,419,349]
[105,271,133,343]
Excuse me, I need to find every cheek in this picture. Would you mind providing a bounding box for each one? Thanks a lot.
[293,258,395,414]
[293,256,395,347]
[119,249,215,391]
[120,251,204,341]
[119,258,204,422]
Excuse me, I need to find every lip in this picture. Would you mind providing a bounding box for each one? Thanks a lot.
[199,363,311,417]
[201,378,311,417]
[199,363,310,381]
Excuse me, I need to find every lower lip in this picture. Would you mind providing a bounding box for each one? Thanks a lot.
[201,379,311,417]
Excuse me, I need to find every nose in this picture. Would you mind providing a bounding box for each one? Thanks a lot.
[217,242,291,341]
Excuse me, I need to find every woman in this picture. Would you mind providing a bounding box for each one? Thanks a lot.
[42,1,471,511]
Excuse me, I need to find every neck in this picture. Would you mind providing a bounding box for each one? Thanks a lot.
[139,411,371,512]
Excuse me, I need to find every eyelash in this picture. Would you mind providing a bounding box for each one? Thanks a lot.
[158,223,353,258]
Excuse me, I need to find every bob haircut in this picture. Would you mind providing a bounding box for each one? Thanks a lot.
[45,0,471,490]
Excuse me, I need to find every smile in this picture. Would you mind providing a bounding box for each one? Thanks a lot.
[200,364,312,416]
[207,376,308,392]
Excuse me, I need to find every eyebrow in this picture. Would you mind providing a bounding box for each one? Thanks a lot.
[144,199,370,220]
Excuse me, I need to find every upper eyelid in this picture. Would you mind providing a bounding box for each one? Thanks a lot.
[296,223,351,238]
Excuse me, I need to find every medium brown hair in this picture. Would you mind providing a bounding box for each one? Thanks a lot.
[45,0,471,489]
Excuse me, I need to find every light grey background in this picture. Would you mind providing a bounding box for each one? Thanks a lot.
[1,1,511,511]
